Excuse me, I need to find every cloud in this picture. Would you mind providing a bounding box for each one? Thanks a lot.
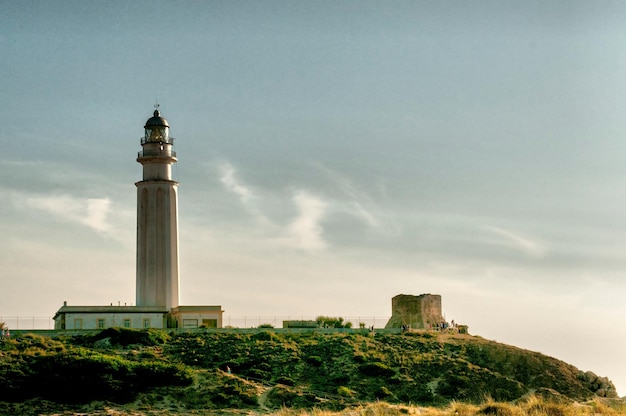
[286,191,328,251]
[84,198,112,233]
[216,160,273,227]
[211,160,398,252]
[485,225,546,258]
[218,161,254,204]
[24,194,113,234]
[313,163,382,228]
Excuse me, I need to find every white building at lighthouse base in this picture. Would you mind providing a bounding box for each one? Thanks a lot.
[53,303,223,330]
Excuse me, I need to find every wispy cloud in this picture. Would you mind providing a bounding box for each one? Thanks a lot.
[485,226,546,258]
[313,163,386,229]
[24,194,113,234]
[216,160,273,228]
[218,161,254,205]
[213,160,392,252]
[286,191,328,252]
[84,198,112,233]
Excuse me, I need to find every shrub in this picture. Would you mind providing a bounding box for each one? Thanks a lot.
[396,383,435,404]
[251,331,276,342]
[337,386,355,398]
[206,376,258,408]
[13,333,65,353]
[91,327,170,347]
[316,316,352,329]
[304,355,323,367]
[274,376,296,386]
[267,384,299,408]
[2,347,192,403]
[376,386,394,399]
[330,373,350,385]
[353,353,367,363]
[247,368,271,380]
[359,362,395,377]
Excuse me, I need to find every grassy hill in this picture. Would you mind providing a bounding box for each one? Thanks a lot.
[0,328,620,415]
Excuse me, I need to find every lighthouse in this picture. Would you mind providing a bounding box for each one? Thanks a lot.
[53,107,222,330]
[135,108,180,309]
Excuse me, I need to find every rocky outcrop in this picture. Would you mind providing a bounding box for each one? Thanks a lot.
[578,370,618,398]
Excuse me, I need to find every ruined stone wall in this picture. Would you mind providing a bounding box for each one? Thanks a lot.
[384,294,445,329]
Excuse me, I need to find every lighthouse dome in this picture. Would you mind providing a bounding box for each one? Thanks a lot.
[144,110,169,128]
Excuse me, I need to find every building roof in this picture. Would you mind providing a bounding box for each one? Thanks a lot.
[53,305,169,320]
[170,305,223,313]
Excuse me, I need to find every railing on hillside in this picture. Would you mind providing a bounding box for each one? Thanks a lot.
[223,316,390,329]
[0,316,54,330]
[1,316,391,330]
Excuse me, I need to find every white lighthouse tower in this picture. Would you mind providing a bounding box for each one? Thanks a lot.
[53,107,222,330]
[135,108,180,309]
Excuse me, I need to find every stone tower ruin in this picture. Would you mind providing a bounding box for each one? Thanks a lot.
[384,293,445,329]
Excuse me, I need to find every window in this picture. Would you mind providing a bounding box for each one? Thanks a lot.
[183,319,199,328]
[123,319,131,328]
[97,319,105,329]
[143,318,151,328]
[202,319,218,328]
[74,318,83,329]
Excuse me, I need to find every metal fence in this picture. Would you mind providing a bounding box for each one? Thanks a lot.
[1,315,391,330]
[222,316,390,329]
[0,316,54,330]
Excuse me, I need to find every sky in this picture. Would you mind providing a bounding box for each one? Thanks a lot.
[2,0,626,395]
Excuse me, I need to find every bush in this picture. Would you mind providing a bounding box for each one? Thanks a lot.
[267,384,299,408]
[274,376,296,386]
[91,327,170,347]
[359,362,395,377]
[337,386,355,398]
[316,316,352,328]
[1,347,192,403]
[13,333,66,353]
[250,331,276,342]
[376,386,394,399]
[353,353,367,363]
[330,373,350,385]
[206,376,258,408]
[304,355,323,367]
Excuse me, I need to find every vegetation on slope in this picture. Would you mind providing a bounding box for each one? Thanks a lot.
[0,331,192,403]
[165,329,614,406]
[0,328,618,414]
